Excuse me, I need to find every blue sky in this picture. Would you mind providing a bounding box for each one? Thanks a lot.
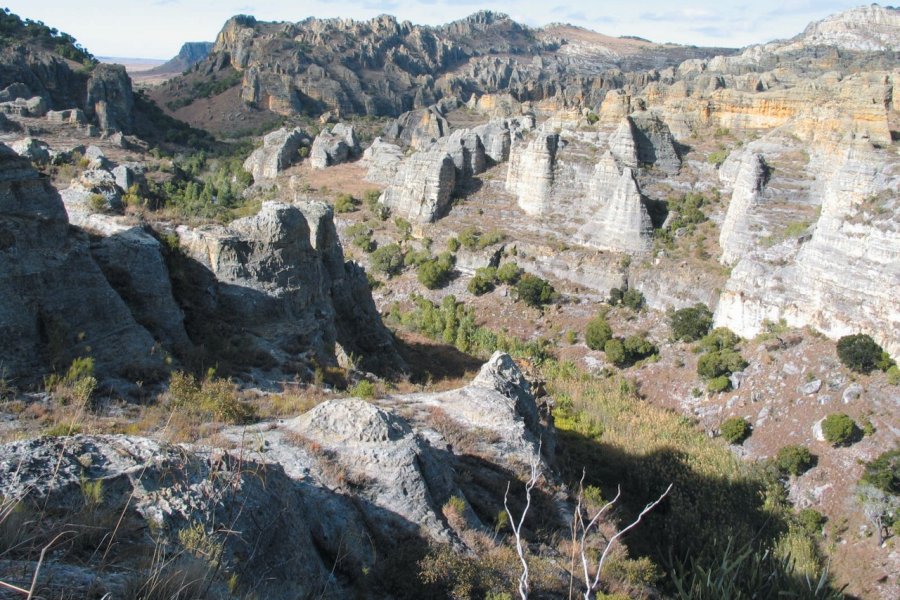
[5,0,870,59]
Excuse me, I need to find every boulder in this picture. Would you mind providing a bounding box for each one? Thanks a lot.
[361,137,404,184]
[242,127,310,181]
[10,137,50,163]
[384,105,450,150]
[309,123,359,169]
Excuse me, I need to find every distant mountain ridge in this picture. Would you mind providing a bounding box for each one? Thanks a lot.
[147,41,214,75]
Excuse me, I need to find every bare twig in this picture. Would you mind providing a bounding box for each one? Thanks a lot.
[504,442,542,600]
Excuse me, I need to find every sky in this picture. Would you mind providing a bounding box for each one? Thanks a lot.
[3,0,873,59]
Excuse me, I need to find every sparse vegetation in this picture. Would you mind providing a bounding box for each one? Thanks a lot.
[334,193,359,213]
[370,243,404,277]
[776,445,816,476]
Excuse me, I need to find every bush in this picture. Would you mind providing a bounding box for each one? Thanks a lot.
[168,371,257,424]
[670,304,714,342]
[418,253,455,289]
[394,217,412,238]
[621,288,645,311]
[585,315,613,351]
[458,226,506,251]
[604,338,626,366]
[623,334,657,360]
[697,349,748,380]
[467,267,497,296]
[721,417,751,444]
[363,189,381,210]
[515,274,555,308]
[88,193,109,213]
[707,375,731,393]
[797,509,826,536]
[334,193,358,213]
[821,413,857,446]
[346,222,375,252]
[370,243,404,277]
[350,380,376,399]
[776,445,815,476]
[860,449,899,494]
[608,287,623,305]
[699,328,742,353]
[496,262,522,285]
[836,334,892,374]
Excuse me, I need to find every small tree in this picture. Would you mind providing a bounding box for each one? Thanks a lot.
[370,243,404,277]
[720,417,751,444]
[334,193,358,213]
[621,288,645,311]
[585,316,613,351]
[836,334,892,374]
[497,262,523,285]
[516,274,555,308]
[857,484,899,545]
[670,304,714,342]
[604,338,626,367]
[821,413,857,446]
[418,253,455,289]
[860,449,899,494]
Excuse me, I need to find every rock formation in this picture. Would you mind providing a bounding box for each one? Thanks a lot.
[242,127,310,181]
[309,123,360,169]
[575,166,654,253]
[361,137,404,184]
[378,150,456,223]
[147,41,214,75]
[384,105,451,150]
[0,352,553,599]
[505,129,559,215]
[85,64,134,133]
[0,144,163,383]
[607,112,680,174]
[719,153,770,265]
[715,143,900,357]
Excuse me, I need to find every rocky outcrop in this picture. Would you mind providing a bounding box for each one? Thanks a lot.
[0,144,163,383]
[715,143,900,357]
[10,136,50,163]
[0,352,554,598]
[147,41,215,75]
[361,137,404,184]
[607,112,680,173]
[505,130,559,215]
[433,128,486,183]
[472,119,513,163]
[777,4,900,53]
[174,201,403,373]
[309,123,359,169]
[575,166,654,253]
[378,150,456,223]
[242,127,310,181]
[719,153,770,265]
[384,105,450,150]
[85,64,134,133]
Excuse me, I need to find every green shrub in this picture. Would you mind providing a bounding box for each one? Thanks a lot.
[708,149,729,167]
[467,267,497,296]
[604,338,626,366]
[797,509,826,536]
[886,365,900,385]
[446,237,460,252]
[370,243,404,277]
[350,380,376,399]
[334,193,358,213]
[168,371,257,424]
[697,350,748,380]
[776,445,815,476]
[418,253,455,289]
[458,226,506,251]
[821,413,857,446]
[622,288,645,310]
[707,375,731,393]
[670,304,714,342]
[88,193,108,213]
[699,328,742,353]
[515,274,555,308]
[345,222,375,253]
[608,287,623,305]
[721,417,751,444]
[836,334,892,374]
[860,449,899,494]
[363,189,381,210]
[585,315,613,351]
[624,334,656,360]
[496,262,522,285]
[394,217,412,238]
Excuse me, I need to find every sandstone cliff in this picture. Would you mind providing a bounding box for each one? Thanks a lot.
[378,149,456,223]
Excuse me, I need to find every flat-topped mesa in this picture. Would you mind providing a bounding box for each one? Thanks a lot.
[574,165,654,253]
[719,152,770,265]
[378,149,456,223]
[505,129,559,216]
[243,127,310,181]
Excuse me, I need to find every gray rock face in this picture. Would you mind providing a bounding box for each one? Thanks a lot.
[716,143,900,357]
[10,137,50,163]
[361,137,404,184]
[608,113,680,173]
[384,105,450,149]
[433,127,486,182]
[0,351,554,598]
[174,201,403,372]
[0,144,163,383]
[719,153,770,265]
[45,108,86,124]
[85,64,134,133]
[308,123,359,169]
[0,95,49,117]
[472,119,513,163]
[378,150,456,223]
[242,127,310,181]
[505,129,559,215]
[575,166,654,253]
